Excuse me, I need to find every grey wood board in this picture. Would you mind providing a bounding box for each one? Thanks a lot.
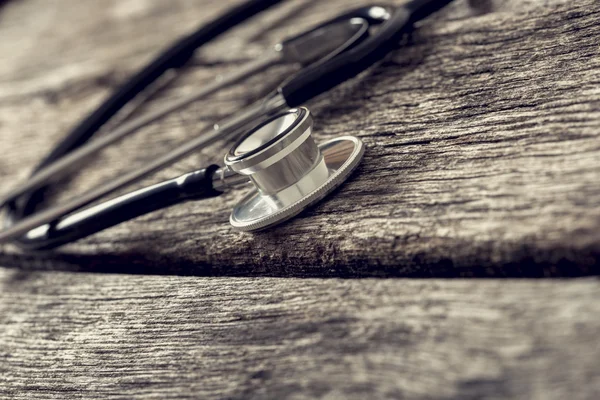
[0,269,599,400]
[0,0,600,399]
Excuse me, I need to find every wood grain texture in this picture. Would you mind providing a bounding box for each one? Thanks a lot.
[1,269,599,400]
[1,0,600,398]
[1,0,599,277]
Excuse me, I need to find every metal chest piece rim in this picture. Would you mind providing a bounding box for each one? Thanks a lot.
[224,107,364,232]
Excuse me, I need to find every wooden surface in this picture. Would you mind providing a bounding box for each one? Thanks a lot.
[1,0,599,398]
[1,270,599,400]
[1,0,600,277]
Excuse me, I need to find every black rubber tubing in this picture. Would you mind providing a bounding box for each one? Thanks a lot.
[6,0,457,250]
[11,165,223,251]
[5,0,284,248]
[7,0,284,221]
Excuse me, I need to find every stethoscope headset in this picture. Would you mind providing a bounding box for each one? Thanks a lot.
[0,0,454,250]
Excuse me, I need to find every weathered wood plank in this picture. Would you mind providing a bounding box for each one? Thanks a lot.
[0,269,599,400]
[1,0,599,276]
[1,1,600,398]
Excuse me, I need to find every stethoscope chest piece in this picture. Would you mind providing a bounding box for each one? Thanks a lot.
[224,107,364,231]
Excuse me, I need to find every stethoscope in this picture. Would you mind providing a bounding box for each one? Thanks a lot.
[0,0,454,250]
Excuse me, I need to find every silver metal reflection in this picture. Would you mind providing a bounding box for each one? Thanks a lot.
[225,107,364,231]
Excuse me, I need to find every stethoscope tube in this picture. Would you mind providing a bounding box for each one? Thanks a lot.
[1,0,456,249]
[4,0,286,225]
[0,4,389,246]
[1,0,287,241]
[16,165,225,250]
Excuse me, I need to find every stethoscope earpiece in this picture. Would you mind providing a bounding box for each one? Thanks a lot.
[224,107,364,231]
